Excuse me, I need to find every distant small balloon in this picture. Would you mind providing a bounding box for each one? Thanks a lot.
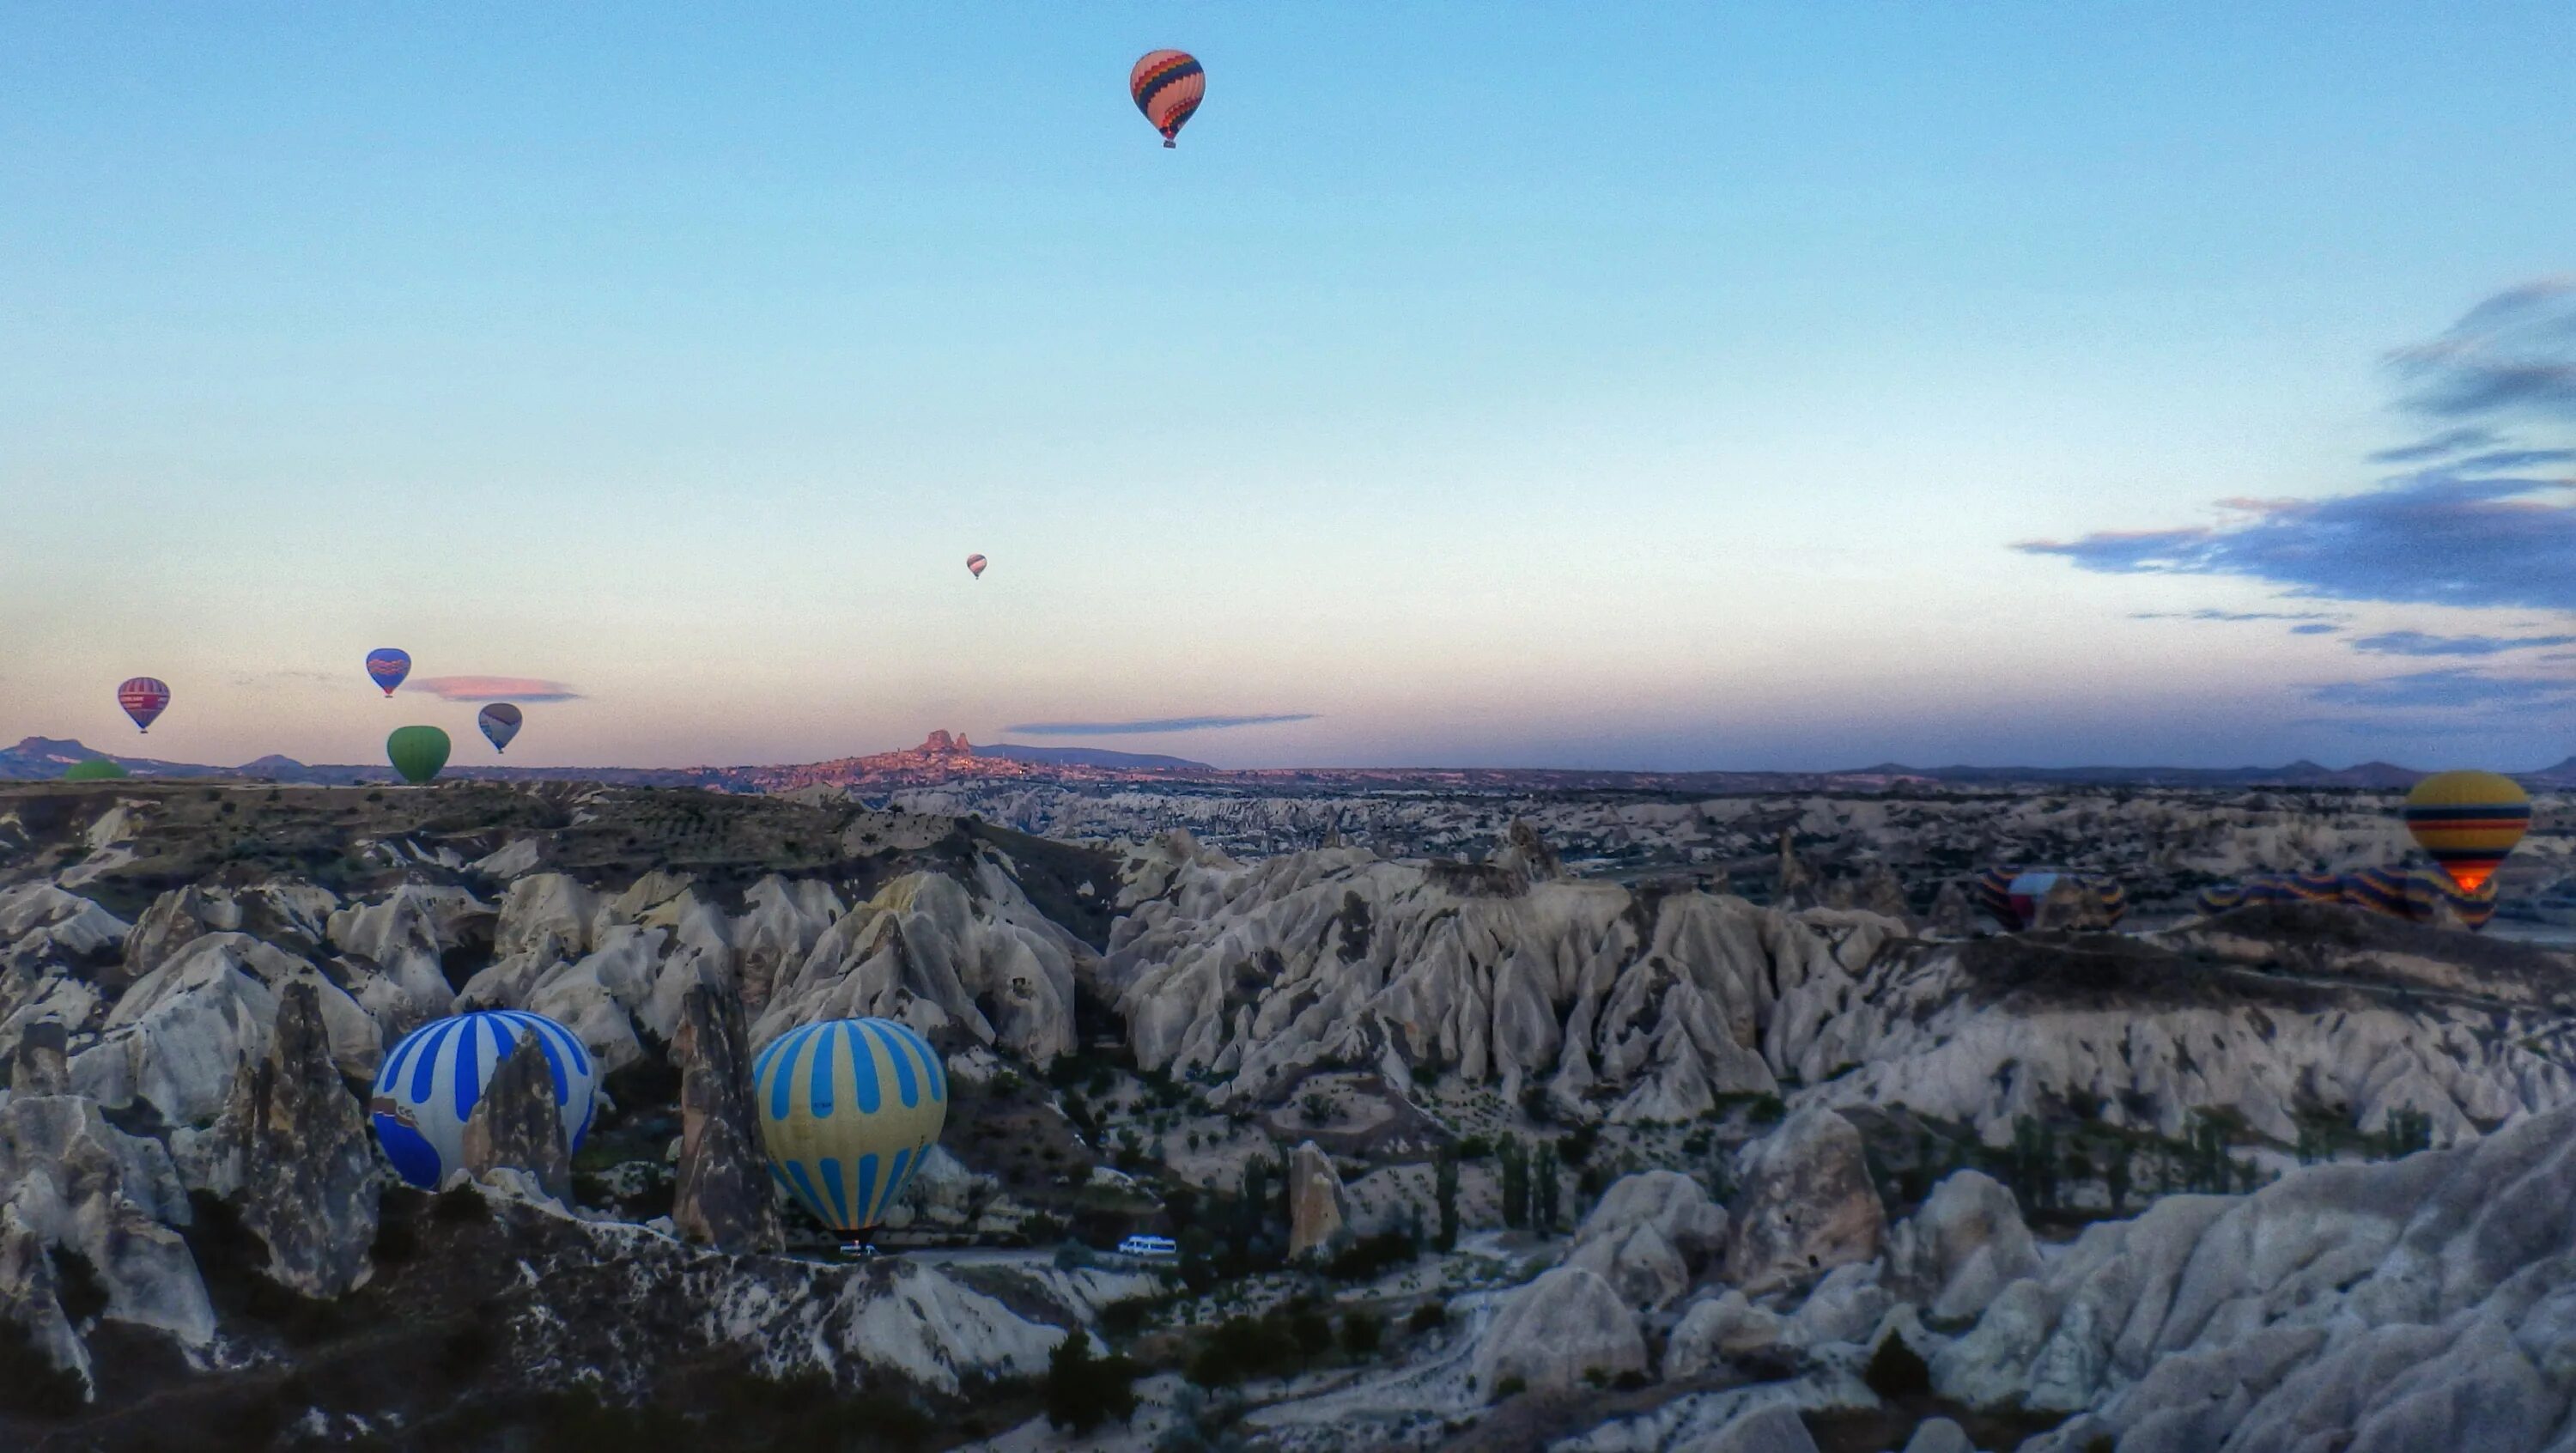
[116,678,170,734]
[366,649,411,697]
[477,702,524,754]
[386,725,450,785]
[966,554,987,580]
[1130,50,1204,148]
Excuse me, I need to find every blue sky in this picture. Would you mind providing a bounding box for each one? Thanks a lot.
[7,4,2576,770]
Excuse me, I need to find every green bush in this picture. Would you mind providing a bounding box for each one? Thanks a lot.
[0,1316,84,1418]
[1406,1303,1448,1334]
[1339,1310,1383,1358]
[1863,1332,1932,1401]
[1044,1333,1141,1434]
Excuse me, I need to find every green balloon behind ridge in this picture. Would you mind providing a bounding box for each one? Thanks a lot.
[64,758,129,781]
[386,726,450,785]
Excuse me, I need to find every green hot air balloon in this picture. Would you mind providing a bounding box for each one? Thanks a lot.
[386,726,450,786]
[64,758,129,782]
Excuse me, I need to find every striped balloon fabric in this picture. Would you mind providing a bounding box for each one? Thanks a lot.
[753,1018,948,1238]
[368,1010,598,1189]
[2402,770,2530,894]
[2197,865,2498,931]
[116,677,171,733]
[1129,49,1205,147]
[1969,866,2128,932]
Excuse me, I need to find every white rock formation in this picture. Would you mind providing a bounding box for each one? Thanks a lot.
[1287,1140,1350,1259]
[1886,1170,2041,1324]
[1469,1265,1647,1399]
[1726,1108,1886,1296]
[1936,1104,2576,1452]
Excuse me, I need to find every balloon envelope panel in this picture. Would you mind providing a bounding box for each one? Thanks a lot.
[368,1011,597,1189]
[753,1018,948,1235]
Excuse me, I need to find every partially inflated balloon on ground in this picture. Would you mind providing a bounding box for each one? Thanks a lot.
[754,1018,947,1239]
[368,1010,596,1189]
[1970,866,2126,931]
[477,702,523,753]
[64,759,129,781]
[386,726,450,785]
[2403,770,2530,893]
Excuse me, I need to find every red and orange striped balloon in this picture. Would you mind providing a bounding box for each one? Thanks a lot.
[1130,50,1204,148]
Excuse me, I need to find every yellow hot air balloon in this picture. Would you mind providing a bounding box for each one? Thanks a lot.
[2403,769,2530,893]
[753,1018,946,1247]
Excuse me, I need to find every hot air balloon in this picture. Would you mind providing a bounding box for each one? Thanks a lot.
[1970,866,2127,933]
[966,554,987,580]
[368,1010,597,1189]
[754,1018,948,1247]
[64,758,129,782]
[117,678,170,733]
[2403,770,2530,893]
[1130,50,1204,148]
[477,702,524,754]
[366,648,411,696]
[386,726,450,785]
[2197,865,2497,931]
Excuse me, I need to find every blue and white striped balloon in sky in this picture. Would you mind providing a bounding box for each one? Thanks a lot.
[368,1010,598,1189]
[752,1017,948,1237]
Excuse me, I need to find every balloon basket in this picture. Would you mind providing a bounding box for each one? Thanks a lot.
[1163,139,1176,149]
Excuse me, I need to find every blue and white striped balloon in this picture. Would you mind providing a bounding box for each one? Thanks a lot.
[752,1018,948,1236]
[368,1010,598,1189]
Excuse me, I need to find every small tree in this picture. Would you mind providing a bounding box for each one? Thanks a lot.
[2104,1137,2134,1216]
[1532,1142,1562,1236]
[1498,1136,1529,1231]
[1339,1310,1384,1359]
[1433,1149,1460,1252]
[1044,1333,1139,1434]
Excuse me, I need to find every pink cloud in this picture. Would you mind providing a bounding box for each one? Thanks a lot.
[409,676,583,702]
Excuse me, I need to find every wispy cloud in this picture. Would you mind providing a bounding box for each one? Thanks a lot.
[409,676,583,702]
[2307,667,2576,712]
[2023,281,2576,616]
[2290,623,2341,635]
[2389,277,2576,419]
[1001,714,1315,736]
[2129,608,2341,623]
[2347,629,2576,657]
[230,668,338,689]
[2367,427,2501,464]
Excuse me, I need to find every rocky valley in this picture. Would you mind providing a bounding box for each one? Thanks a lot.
[3,776,2573,1452]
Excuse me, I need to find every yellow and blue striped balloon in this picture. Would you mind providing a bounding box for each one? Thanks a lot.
[752,1018,947,1237]
[2403,769,2530,894]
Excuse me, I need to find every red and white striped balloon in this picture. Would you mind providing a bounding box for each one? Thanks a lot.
[117,678,171,733]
